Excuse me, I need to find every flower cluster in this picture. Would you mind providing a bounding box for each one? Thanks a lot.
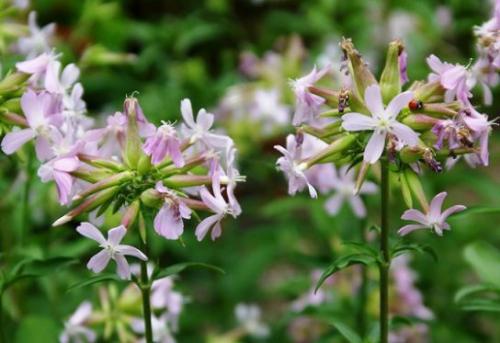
[0,13,244,281]
[60,270,184,343]
[274,38,486,235]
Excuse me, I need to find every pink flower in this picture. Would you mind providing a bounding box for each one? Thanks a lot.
[322,166,377,218]
[153,182,192,240]
[341,84,419,164]
[1,90,62,160]
[290,65,331,126]
[195,178,235,241]
[180,98,231,149]
[143,123,184,166]
[217,147,243,216]
[426,55,474,104]
[151,277,184,330]
[399,49,409,85]
[398,192,466,236]
[44,61,80,95]
[77,223,147,279]
[38,155,80,205]
[275,134,317,198]
[15,12,55,58]
[84,112,127,157]
[59,301,96,343]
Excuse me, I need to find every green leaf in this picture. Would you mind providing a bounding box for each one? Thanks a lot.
[154,262,225,280]
[451,206,500,219]
[15,315,59,343]
[454,283,500,304]
[464,241,500,287]
[458,299,500,313]
[328,319,362,343]
[343,241,378,257]
[392,242,438,262]
[315,254,376,292]
[67,273,122,292]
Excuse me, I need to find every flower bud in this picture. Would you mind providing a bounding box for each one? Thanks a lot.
[0,72,29,95]
[139,188,162,208]
[1,98,22,113]
[80,45,137,68]
[137,153,152,174]
[73,171,134,201]
[400,171,413,208]
[121,200,140,228]
[305,134,357,166]
[78,154,124,172]
[340,38,377,99]
[308,86,339,107]
[354,161,370,194]
[1,111,28,126]
[53,186,119,226]
[401,114,439,130]
[123,97,143,169]
[379,40,403,103]
[163,174,211,188]
[411,81,444,103]
[403,168,429,212]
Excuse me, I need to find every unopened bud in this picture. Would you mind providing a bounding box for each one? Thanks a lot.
[53,187,119,226]
[121,200,140,228]
[123,97,143,169]
[400,171,413,208]
[0,72,29,94]
[305,134,357,166]
[1,111,28,126]
[308,86,339,107]
[354,162,370,195]
[403,168,429,212]
[411,81,445,103]
[139,188,162,208]
[73,171,134,201]
[340,38,377,99]
[163,175,211,188]
[402,114,439,130]
[379,40,403,103]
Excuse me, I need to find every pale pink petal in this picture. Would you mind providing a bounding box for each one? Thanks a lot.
[180,98,195,127]
[1,128,36,154]
[53,157,80,172]
[61,63,80,88]
[386,91,413,119]
[197,109,214,130]
[363,131,387,164]
[441,205,466,220]
[391,122,419,146]
[324,193,344,215]
[87,250,111,273]
[429,192,447,219]
[76,222,107,245]
[154,206,184,240]
[401,209,428,225]
[359,181,377,194]
[210,221,222,240]
[20,90,41,126]
[53,171,73,204]
[195,214,220,241]
[364,84,384,116]
[118,245,148,261]
[398,224,428,236]
[34,136,53,161]
[69,301,92,325]
[107,226,127,246]
[349,195,366,218]
[114,254,131,279]
[341,113,377,131]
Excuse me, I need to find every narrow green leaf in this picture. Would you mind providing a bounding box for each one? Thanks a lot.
[392,242,438,262]
[464,241,500,287]
[315,254,376,292]
[328,320,362,343]
[154,262,225,280]
[454,283,500,304]
[458,299,500,313]
[67,274,122,292]
[451,206,500,219]
[343,241,378,257]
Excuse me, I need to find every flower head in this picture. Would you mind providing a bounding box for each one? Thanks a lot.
[235,303,270,339]
[143,122,184,166]
[341,84,419,164]
[153,182,192,240]
[59,301,96,343]
[77,223,147,279]
[290,65,331,126]
[15,12,55,58]
[398,192,466,236]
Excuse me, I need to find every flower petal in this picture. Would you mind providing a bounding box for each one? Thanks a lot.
[341,113,377,131]
[195,214,220,241]
[107,225,127,246]
[114,254,131,280]
[77,222,107,245]
[429,192,447,219]
[363,131,386,164]
[118,245,148,261]
[401,209,428,225]
[441,205,466,220]
[324,193,344,215]
[386,91,413,119]
[364,84,384,117]
[87,250,111,273]
[1,128,36,154]
[391,122,419,147]
[397,224,428,236]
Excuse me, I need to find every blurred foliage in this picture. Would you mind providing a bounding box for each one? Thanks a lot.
[0,0,499,342]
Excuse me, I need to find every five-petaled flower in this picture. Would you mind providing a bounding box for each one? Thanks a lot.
[398,192,466,236]
[153,182,192,240]
[77,222,148,279]
[342,84,419,164]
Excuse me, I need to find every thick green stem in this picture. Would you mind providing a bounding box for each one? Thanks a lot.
[0,293,5,342]
[139,214,153,343]
[379,158,390,343]
[357,220,368,338]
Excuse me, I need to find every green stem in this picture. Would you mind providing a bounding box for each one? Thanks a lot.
[20,150,33,246]
[0,292,5,342]
[139,214,153,343]
[357,220,368,338]
[379,158,390,343]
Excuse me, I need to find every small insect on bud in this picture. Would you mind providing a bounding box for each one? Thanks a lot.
[338,88,350,114]
[423,149,443,173]
[457,127,474,148]
[408,99,424,111]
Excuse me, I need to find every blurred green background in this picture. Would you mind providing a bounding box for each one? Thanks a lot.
[1,0,499,342]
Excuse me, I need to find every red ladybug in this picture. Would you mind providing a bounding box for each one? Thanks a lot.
[408,99,423,111]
